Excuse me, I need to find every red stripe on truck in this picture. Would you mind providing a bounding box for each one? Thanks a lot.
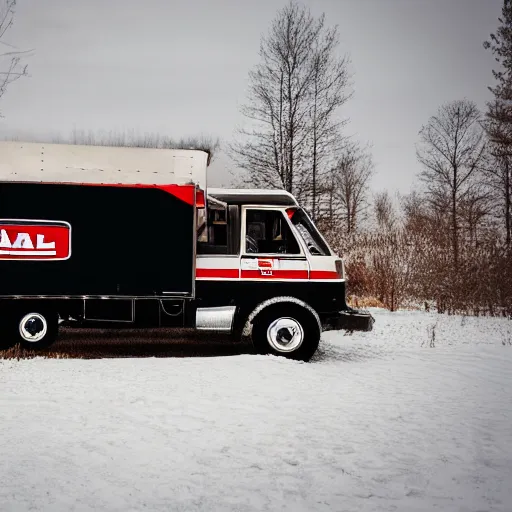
[196,268,239,279]
[195,268,342,281]
[240,269,309,280]
[309,271,340,280]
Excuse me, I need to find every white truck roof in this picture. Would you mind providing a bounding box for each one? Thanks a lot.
[0,141,209,190]
[208,188,298,206]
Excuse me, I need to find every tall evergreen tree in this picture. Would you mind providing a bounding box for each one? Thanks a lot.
[484,0,512,247]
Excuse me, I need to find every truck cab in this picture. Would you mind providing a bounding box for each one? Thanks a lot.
[191,188,373,360]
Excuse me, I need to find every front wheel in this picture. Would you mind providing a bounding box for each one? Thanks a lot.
[251,304,320,361]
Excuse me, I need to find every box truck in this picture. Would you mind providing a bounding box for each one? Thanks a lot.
[0,141,373,361]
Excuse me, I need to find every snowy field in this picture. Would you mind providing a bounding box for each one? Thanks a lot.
[1,309,512,512]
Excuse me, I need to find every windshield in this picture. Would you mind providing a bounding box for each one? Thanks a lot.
[291,209,331,256]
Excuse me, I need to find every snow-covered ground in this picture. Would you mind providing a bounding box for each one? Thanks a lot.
[1,309,512,512]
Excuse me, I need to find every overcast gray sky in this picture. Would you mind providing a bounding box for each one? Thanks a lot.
[0,0,503,194]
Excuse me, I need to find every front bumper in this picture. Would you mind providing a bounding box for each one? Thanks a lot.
[321,307,375,332]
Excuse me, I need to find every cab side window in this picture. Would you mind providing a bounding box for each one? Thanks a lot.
[245,209,300,255]
[197,207,228,254]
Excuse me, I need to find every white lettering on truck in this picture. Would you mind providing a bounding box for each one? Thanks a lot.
[0,229,56,251]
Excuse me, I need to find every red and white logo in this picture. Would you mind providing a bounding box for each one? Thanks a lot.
[0,220,71,260]
[258,258,273,276]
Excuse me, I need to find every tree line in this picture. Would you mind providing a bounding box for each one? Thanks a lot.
[341,2,512,315]
[233,0,512,316]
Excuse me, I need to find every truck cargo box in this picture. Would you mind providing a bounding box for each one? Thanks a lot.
[0,142,208,298]
[0,141,209,190]
[0,181,197,298]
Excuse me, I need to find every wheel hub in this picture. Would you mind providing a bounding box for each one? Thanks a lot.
[267,317,304,353]
[277,327,293,343]
[25,317,44,336]
[19,313,48,343]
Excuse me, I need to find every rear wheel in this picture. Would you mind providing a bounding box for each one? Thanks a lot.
[251,304,320,361]
[11,309,59,350]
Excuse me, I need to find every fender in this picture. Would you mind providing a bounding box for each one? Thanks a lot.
[241,296,322,338]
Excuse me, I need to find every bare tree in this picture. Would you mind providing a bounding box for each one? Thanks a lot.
[305,26,351,220]
[0,1,29,115]
[416,99,486,269]
[229,0,350,205]
[369,228,416,312]
[458,185,493,246]
[323,142,374,234]
[373,190,396,231]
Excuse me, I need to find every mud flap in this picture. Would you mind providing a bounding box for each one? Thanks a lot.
[322,307,375,333]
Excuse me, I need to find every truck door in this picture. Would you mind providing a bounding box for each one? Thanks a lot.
[240,207,309,280]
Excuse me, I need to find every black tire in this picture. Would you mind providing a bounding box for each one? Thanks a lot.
[251,303,320,362]
[9,308,59,351]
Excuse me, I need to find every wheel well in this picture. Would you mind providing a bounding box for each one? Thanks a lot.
[240,296,321,338]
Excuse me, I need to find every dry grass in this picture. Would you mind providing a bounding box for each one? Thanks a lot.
[0,328,252,360]
[347,295,427,312]
[347,295,385,309]
[0,344,72,360]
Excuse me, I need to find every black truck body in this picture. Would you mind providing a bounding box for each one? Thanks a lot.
[0,181,196,298]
